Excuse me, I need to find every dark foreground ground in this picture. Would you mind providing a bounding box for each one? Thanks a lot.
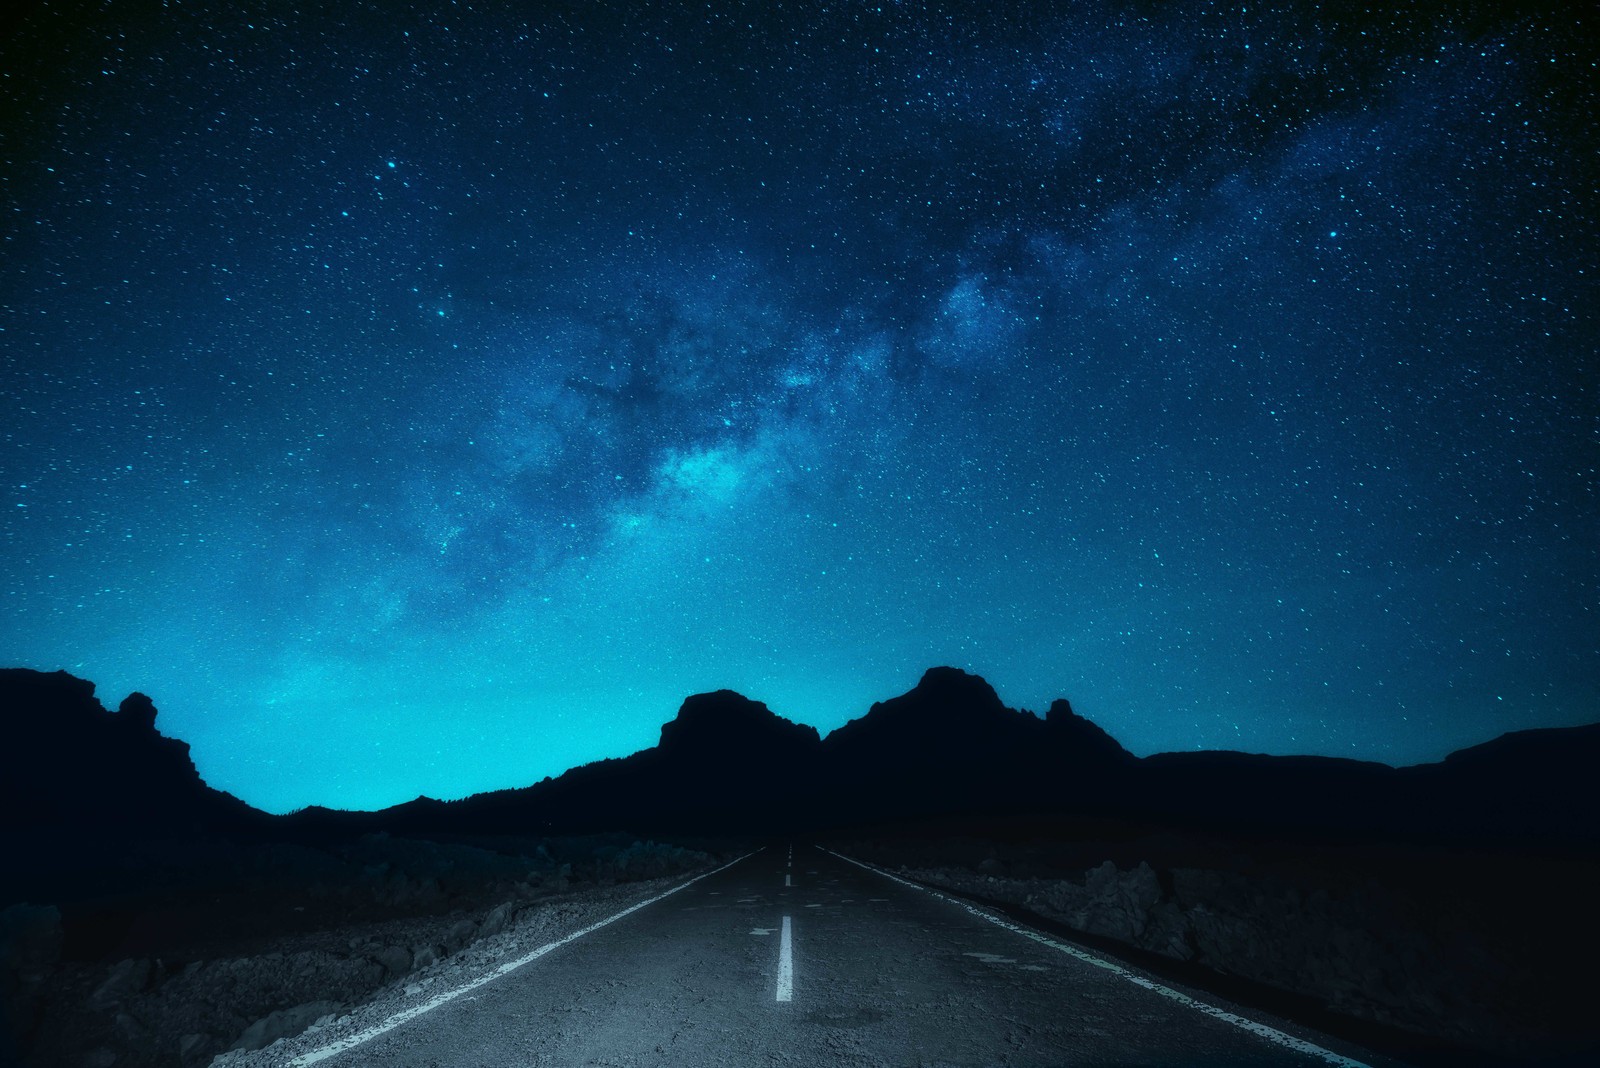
[3,820,1596,1067]
[0,831,725,1068]
[825,816,1600,1067]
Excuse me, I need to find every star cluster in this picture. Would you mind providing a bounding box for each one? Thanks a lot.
[2,1,1595,811]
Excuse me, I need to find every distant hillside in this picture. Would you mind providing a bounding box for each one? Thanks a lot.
[2,666,1596,844]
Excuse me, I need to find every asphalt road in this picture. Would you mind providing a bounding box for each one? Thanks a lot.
[298,844,1395,1067]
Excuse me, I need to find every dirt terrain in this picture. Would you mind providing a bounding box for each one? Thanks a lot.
[826,819,1600,1065]
[2,834,721,1068]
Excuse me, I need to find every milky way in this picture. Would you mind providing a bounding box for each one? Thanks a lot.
[3,1,1595,811]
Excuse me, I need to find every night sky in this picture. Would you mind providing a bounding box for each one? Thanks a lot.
[3,1,1595,813]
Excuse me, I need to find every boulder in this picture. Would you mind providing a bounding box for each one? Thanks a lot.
[177,1032,216,1067]
[370,945,411,977]
[231,1000,342,1052]
[441,919,478,955]
[479,901,514,939]
[90,959,154,1010]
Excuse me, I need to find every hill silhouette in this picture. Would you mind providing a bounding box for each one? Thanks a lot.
[2,665,1596,844]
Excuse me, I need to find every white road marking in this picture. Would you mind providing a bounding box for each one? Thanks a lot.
[784,873,791,886]
[750,927,775,936]
[825,849,1373,1068]
[290,853,754,1066]
[776,914,793,1002]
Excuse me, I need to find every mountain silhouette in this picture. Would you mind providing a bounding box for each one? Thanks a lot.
[293,687,826,838]
[818,668,1138,822]
[658,688,823,769]
[2,665,1596,844]
[0,669,255,835]
[632,688,822,832]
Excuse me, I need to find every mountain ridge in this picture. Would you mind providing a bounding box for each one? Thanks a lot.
[2,665,1596,843]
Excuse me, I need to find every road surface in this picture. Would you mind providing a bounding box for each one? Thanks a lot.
[293,844,1395,1066]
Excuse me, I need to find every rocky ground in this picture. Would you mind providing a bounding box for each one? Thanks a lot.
[827,820,1600,1065]
[1,834,722,1068]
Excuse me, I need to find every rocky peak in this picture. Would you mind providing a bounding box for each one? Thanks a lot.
[0,668,235,832]
[845,666,1011,737]
[119,692,159,732]
[907,666,1006,711]
[657,689,821,759]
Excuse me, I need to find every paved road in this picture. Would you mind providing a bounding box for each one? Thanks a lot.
[301,844,1394,1067]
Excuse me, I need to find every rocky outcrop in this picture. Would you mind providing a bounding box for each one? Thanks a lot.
[815,668,1141,824]
[645,689,823,831]
[0,669,255,837]
[657,689,822,761]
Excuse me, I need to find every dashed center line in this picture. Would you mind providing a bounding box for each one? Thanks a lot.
[776,915,793,1002]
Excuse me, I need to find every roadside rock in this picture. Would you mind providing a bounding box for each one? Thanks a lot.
[177,1031,216,1067]
[479,901,514,939]
[90,959,155,1010]
[369,945,410,977]
[440,919,478,955]
[230,1000,342,1051]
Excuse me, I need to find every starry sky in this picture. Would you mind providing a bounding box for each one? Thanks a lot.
[2,0,1595,813]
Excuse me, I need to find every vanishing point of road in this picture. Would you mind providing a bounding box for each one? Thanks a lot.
[290,845,1397,1067]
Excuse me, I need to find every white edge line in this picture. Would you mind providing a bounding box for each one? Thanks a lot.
[823,848,1373,1068]
[291,851,755,1066]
